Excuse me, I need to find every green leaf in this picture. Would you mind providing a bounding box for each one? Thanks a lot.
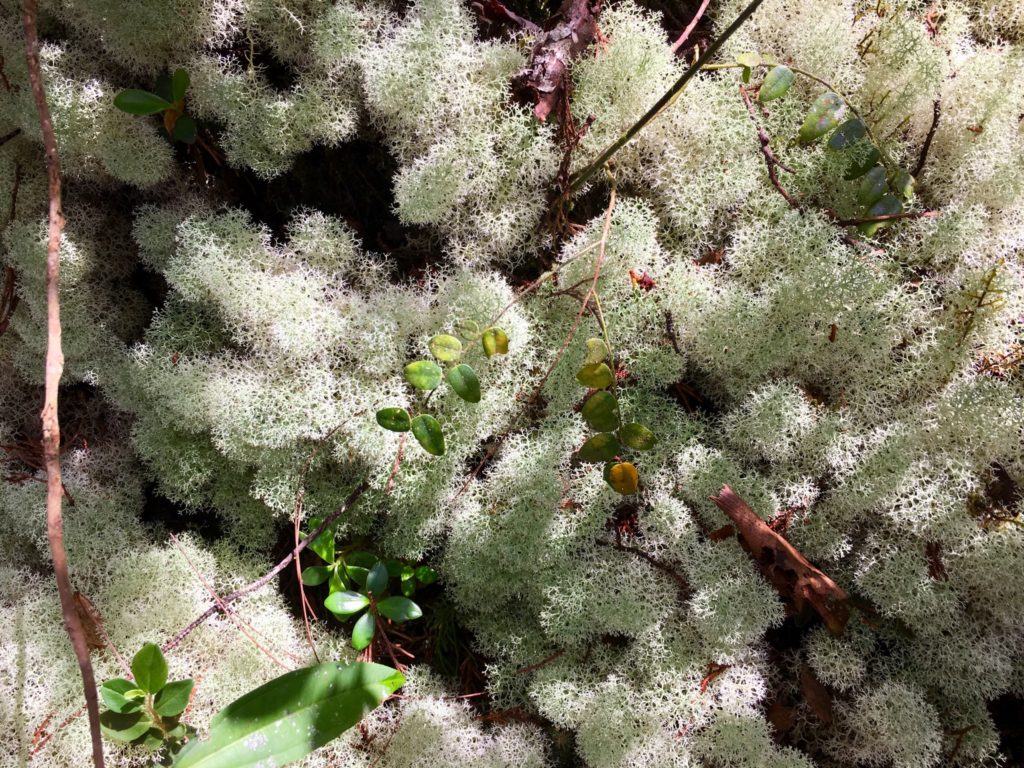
[857,165,888,207]
[454,319,480,339]
[351,612,375,650]
[376,408,411,432]
[366,561,389,595]
[798,92,845,144]
[415,566,438,585]
[410,414,445,456]
[481,327,509,357]
[100,678,144,714]
[446,364,481,403]
[329,566,347,593]
[398,564,415,581]
[844,146,881,180]
[171,68,190,102]
[401,579,416,597]
[324,591,370,617]
[576,363,615,389]
[893,168,915,200]
[100,711,153,743]
[758,65,794,102]
[619,423,657,451]
[171,662,404,768]
[172,115,197,144]
[344,565,369,588]
[581,391,620,432]
[377,597,423,623]
[736,51,761,67]
[428,334,463,362]
[828,118,866,150]
[404,360,443,390]
[113,89,172,115]
[577,433,620,463]
[604,462,639,495]
[584,337,609,365]
[348,552,377,569]
[301,566,331,586]
[132,643,168,694]
[155,679,194,717]
[142,727,167,750]
[305,517,335,564]
[857,194,903,237]
[741,66,752,84]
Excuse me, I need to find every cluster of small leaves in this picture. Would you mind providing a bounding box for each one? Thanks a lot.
[301,523,434,650]
[743,54,916,236]
[376,323,509,455]
[574,338,656,495]
[99,643,195,764]
[114,69,197,144]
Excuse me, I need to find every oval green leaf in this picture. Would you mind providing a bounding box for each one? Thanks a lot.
[304,516,335,564]
[100,678,144,714]
[736,51,761,67]
[377,596,423,623]
[893,168,915,200]
[577,433,620,463]
[758,65,794,103]
[620,423,657,451]
[404,360,442,390]
[172,114,197,144]
[428,334,462,362]
[455,319,480,339]
[581,391,620,432]
[366,561,389,595]
[155,679,195,717]
[584,337,609,365]
[828,118,866,150]
[113,89,172,115]
[604,462,639,495]
[351,612,375,651]
[576,363,615,389]
[410,414,445,456]
[798,92,845,144]
[100,711,153,743]
[376,408,411,432]
[857,165,888,207]
[446,364,481,403]
[171,662,404,768]
[858,194,903,237]
[301,566,330,586]
[324,590,369,617]
[171,68,190,102]
[844,146,881,180]
[415,565,438,585]
[481,327,509,357]
[132,643,168,694]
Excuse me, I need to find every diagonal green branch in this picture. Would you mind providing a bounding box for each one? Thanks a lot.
[568,0,766,193]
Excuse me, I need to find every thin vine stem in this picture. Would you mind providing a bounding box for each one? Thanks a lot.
[569,0,766,193]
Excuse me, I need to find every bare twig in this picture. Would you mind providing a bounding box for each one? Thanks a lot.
[739,85,800,209]
[595,538,691,594]
[516,649,564,674]
[570,0,765,192]
[384,432,406,496]
[670,0,710,53]
[0,127,20,147]
[22,1,105,765]
[163,481,368,651]
[168,533,293,670]
[913,100,941,178]
[834,210,939,227]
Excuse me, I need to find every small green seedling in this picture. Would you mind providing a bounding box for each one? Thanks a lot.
[99,643,195,763]
[114,68,197,144]
[375,324,509,455]
[299,523,434,650]
[574,337,656,495]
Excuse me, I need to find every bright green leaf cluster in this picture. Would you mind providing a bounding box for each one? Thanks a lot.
[573,337,656,495]
[114,68,197,144]
[375,324,509,455]
[99,643,196,758]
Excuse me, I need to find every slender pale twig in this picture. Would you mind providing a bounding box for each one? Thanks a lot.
[670,0,711,53]
[22,2,105,765]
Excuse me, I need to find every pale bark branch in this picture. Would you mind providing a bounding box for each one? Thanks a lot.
[22,1,106,765]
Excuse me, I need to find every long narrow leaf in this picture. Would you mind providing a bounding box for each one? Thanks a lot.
[172,662,404,768]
